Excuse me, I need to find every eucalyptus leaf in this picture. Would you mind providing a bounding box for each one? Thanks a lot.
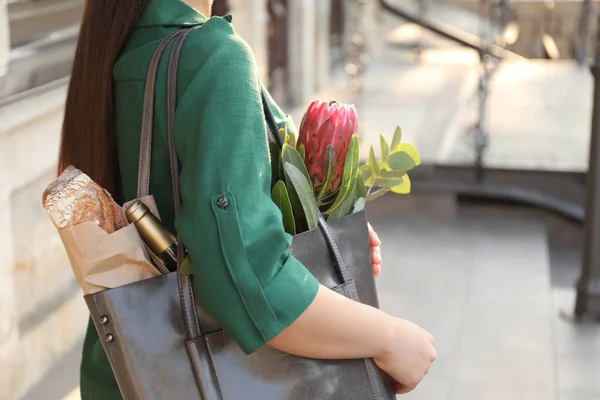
[369,146,380,176]
[397,142,420,165]
[318,145,336,202]
[284,162,319,230]
[353,197,366,213]
[362,166,373,182]
[371,176,406,188]
[378,170,407,179]
[380,134,389,160]
[366,188,388,202]
[327,134,359,213]
[386,145,420,172]
[391,126,402,151]
[390,174,411,194]
[282,144,313,190]
[271,181,296,235]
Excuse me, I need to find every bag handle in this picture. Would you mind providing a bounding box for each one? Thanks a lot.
[137,27,202,341]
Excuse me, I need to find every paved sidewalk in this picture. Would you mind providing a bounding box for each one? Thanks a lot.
[369,194,600,400]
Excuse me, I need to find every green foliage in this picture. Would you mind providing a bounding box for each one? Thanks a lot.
[297,144,306,161]
[283,162,319,230]
[271,181,296,235]
[391,126,402,151]
[362,125,420,202]
[326,134,359,214]
[282,144,312,190]
[380,134,389,160]
[317,145,336,204]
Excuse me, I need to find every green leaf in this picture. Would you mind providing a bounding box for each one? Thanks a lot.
[327,134,360,213]
[297,144,306,161]
[279,127,287,144]
[386,143,421,172]
[380,134,390,160]
[391,126,402,151]
[286,130,297,147]
[327,180,358,221]
[359,164,371,173]
[353,197,366,213]
[390,174,411,194]
[366,188,388,202]
[271,181,296,235]
[180,256,194,276]
[282,144,312,190]
[369,146,380,176]
[362,167,373,182]
[371,176,406,188]
[269,141,282,185]
[356,170,368,199]
[318,145,336,202]
[284,162,319,230]
[378,170,407,179]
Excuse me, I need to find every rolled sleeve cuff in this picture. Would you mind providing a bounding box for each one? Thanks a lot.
[219,253,319,354]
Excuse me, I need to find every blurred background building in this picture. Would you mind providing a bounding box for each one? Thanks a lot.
[2,1,600,399]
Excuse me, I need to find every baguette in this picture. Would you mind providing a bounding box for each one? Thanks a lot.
[42,166,127,233]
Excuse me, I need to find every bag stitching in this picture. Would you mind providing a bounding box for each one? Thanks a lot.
[204,336,225,399]
[362,358,380,399]
[185,275,202,337]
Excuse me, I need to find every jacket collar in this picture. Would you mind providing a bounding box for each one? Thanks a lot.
[137,0,207,27]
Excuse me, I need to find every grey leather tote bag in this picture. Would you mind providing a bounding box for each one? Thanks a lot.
[85,27,396,400]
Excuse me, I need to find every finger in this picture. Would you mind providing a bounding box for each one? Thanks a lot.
[368,223,381,246]
[371,247,382,264]
[372,264,381,276]
[369,231,381,247]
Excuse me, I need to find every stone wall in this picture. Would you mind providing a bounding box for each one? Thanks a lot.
[0,82,89,400]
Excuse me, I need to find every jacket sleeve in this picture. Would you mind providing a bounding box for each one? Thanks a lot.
[173,19,319,354]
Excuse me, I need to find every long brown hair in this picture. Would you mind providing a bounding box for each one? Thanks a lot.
[58,0,150,202]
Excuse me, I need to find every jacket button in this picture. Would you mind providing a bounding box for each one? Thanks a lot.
[216,196,229,209]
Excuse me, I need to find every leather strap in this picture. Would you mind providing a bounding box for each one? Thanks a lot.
[261,91,351,285]
[166,28,203,340]
[137,29,185,198]
[137,27,203,342]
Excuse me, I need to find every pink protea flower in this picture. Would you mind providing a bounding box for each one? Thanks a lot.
[298,100,358,193]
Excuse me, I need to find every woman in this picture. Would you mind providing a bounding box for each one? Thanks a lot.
[58,0,436,398]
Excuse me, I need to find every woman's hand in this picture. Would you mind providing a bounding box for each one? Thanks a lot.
[368,223,382,276]
[374,318,437,394]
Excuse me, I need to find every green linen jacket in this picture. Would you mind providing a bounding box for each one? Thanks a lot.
[80,1,319,398]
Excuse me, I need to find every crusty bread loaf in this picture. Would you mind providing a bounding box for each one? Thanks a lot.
[42,166,127,233]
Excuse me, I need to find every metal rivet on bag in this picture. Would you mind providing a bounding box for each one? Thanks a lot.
[100,316,109,325]
[216,196,229,209]
[105,334,114,343]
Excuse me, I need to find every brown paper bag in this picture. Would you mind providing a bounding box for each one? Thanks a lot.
[57,196,162,294]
